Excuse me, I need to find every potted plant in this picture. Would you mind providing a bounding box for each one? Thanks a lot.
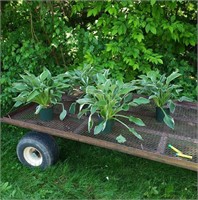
[76,71,150,142]
[65,65,110,114]
[65,64,96,98]
[12,68,70,121]
[137,70,192,129]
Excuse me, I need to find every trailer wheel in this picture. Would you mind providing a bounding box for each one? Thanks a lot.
[17,131,59,169]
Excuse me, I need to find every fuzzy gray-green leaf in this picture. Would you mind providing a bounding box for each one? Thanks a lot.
[94,121,105,135]
[116,135,126,143]
[133,97,150,105]
[178,96,193,102]
[129,128,143,140]
[27,90,40,102]
[88,115,94,132]
[168,100,175,113]
[59,109,67,121]
[35,105,43,114]
[40,68,51,81]
[129,116,145,126]
[124,93,133,103]
[166,71,181,85]
[163,113,174,129]
[13,83,28,91]
[13,101,23,107]
[69,102,76,114]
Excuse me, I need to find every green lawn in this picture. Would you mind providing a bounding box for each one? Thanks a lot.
[1,124,197,199]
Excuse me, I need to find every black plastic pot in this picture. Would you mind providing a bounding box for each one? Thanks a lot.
[98,117,114,133]
[39,107,53,122]
[156,107,170,122]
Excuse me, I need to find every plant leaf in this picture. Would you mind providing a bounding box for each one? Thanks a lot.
[59,109,67,121]
[122,104,130,111]
[148,71,159,82]
[133,97,150,105]
[69,102,76,114]
[163,113,174,129]
[119,87,133,95]
[88,115,94,132]
[13,93,27,102]
[35,105,43,114]
[128,128,143,140]
[86,86,96,94]
[116,135,126,143]
[168,100,175,113]
[166,71,181,85]
[90,106,97,115]
[96,73,106,84]
[77,98,92,105]
[94,121,105,135]
[178,96,193,102]
[13,101,23,107]
[77,108,89,118]
[151,0,156,6]
[129,116,145,126]
[13,83,28,91]
[149,95,157,100]
[27,90,40,102]
[128,102,138,107]
[40,68,51,81]
[124,93,133,103]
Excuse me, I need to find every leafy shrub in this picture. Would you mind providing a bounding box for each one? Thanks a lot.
[71,0,197,94]
[1,1,78,113]
[1,1,197,115]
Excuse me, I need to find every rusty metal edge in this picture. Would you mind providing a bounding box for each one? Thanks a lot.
[5,103,36,118]
[1,117,197,171]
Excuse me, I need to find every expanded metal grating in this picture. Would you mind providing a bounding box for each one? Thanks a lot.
[2,98,198,170]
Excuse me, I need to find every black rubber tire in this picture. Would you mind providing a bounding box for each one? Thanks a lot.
[16,131,59,169]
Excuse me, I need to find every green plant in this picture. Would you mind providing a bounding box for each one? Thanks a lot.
[76,71,149,141]
[65,65,96,96]
[2,1,196,117]
[137,70,192,129]
[12,68,70,120]
[65,65,111,96]
[66,66,110,114]
[71,0,197,84]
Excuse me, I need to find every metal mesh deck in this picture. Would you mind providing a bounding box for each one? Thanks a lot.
[2,99,198,170]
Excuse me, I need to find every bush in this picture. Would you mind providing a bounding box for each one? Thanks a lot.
[1,1,78,113]
[1,1,197,114]
[72,1,196,84]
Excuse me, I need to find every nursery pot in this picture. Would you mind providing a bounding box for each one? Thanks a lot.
[156,107,170,122]
[39,107,53,122]
[98,117,114,133]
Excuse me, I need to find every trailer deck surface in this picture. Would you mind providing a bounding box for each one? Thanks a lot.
[1,99,197,171]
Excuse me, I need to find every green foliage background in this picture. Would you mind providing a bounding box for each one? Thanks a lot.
[1,0,197,113]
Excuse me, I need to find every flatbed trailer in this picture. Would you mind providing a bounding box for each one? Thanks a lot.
[1,98,197,171]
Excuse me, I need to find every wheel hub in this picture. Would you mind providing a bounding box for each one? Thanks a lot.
[23,147,43,166]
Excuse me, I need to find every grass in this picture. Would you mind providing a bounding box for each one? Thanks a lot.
[1,124,197,199]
